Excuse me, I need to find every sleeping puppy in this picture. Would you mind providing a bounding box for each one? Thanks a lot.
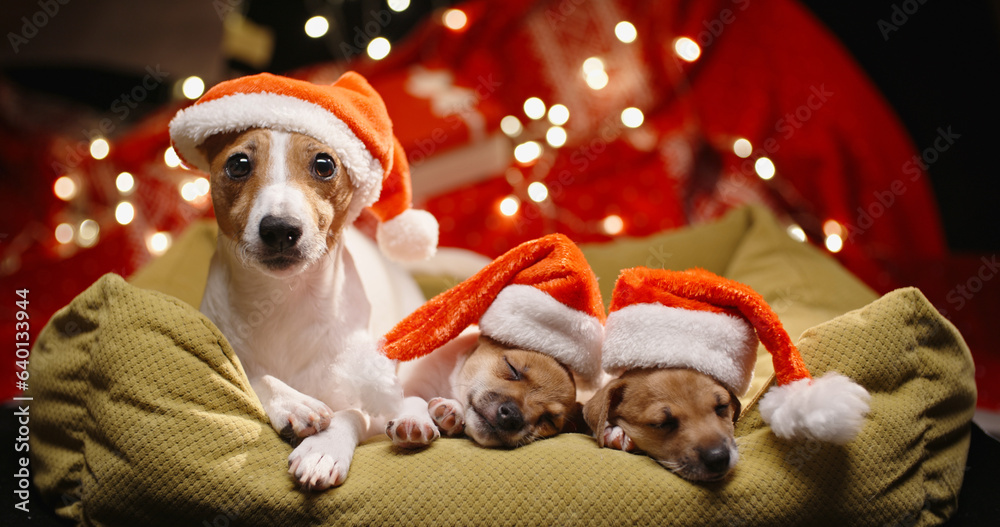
[381,233,605,449]
[583,368,741,482]
[585,266,872,481]
[392,330,582,448]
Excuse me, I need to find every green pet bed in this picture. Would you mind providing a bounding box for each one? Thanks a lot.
[28,206,975,526]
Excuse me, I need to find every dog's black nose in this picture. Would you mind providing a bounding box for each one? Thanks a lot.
[700,445,731,474]
[495,401,524,431]
[259,215,302,252]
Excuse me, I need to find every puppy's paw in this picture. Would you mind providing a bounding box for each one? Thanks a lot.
[386,415,440,449]
[287,434,351,491]
[269,394,333,440]
[603,425,636,452]
[428,397,465,437]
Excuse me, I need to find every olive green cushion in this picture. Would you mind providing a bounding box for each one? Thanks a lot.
[29,206,975,526]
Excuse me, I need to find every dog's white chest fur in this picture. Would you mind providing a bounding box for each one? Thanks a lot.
[202,227,422,415]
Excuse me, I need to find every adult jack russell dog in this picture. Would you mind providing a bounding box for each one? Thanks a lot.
[169,72,440,490]
[197,128,426,490]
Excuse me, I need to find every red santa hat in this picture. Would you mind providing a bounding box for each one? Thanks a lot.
[602,267,870,444]
[168,71,437,262]
[381,234,606,387]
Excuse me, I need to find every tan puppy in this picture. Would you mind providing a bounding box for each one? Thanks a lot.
[584,368,741,482]
[394,332,581,448]
[384,234,605,450]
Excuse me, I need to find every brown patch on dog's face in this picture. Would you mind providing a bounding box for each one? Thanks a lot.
[456,337,578,448]
[198,128,354,276]
[583,368,740,482]
[199,128,270,241]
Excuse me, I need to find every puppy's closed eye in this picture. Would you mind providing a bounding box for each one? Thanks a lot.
[651,411,679,433]
[502,356,523,381]
[539,414,557,427]
[713,392,741,423]
[536,413,560,435]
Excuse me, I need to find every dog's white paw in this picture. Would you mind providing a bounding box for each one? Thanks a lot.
[268,393,333,440]
[287,431,353,491]
[428,397,465,437]
[386,415,440,449]
[603,425,635,452]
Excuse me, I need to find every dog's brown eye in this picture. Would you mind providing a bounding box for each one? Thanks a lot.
[225,153,252,180]
[715,403,730,417]
[313,153,338,180]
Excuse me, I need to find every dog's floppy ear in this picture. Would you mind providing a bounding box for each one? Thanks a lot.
[583,378,626,447]
[729,389,742,424]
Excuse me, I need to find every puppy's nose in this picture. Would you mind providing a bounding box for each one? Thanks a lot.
[699,445,731,474]
[259,215,302,252]
[495,401,524,431]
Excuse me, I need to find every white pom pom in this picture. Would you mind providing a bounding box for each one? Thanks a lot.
[376,209,439,262]
[759,372,871,444]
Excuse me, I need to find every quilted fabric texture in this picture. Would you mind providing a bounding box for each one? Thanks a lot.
[28,206,975,526]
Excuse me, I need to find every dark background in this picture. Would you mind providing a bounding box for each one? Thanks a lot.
[801,0,1000,254]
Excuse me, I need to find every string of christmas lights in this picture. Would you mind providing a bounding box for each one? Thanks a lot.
[481,15,846,254]
[14,2,856,286]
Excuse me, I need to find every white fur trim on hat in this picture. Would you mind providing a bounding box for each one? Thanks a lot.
[169,92,384,219]
[602,303,758,396]
[758,372,871,444]
[478,284,603,385]
[376,208,439,262]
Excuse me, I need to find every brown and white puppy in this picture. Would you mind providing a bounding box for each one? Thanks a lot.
[584,368,741,482]
[198,128,426,490]
[393,331,582,448]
